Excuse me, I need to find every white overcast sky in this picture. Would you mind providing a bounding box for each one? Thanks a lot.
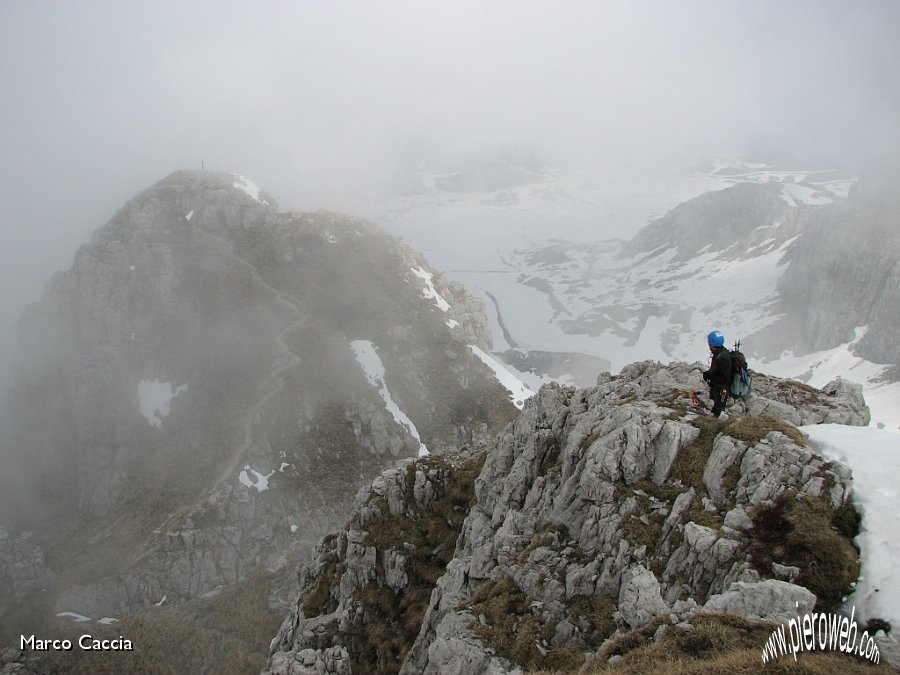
[1,0,899,388]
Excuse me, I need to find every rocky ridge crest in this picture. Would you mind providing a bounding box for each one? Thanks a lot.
[267,361,869,674]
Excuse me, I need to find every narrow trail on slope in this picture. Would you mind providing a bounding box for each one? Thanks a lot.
[190,226,307,498]
[131,226,309,570]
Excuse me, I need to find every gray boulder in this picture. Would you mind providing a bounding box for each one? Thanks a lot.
[703,579,816,623]
[617,565,669,628]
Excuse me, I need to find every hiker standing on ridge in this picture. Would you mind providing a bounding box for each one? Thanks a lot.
[702,330,732,418]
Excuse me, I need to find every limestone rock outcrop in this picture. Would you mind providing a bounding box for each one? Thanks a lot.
[268,360,868,674]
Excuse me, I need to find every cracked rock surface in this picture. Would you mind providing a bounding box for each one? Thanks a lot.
[269,360,869,674]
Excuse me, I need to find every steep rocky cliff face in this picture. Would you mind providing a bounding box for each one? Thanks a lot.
[268,361,871,674]
[0,171,515,659]
[620,181,801,261]
[776,179,900,369]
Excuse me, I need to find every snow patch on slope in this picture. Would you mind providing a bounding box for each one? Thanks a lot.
[780,182,835,207]
[351,340,428,456]
[411,266,450,312]
[862,382,900,434]
[231,173,270,205]
[239,465,274,492]
[800,424,900,627]
[137,380,187,428]
[760,327,899,431]
[56,612,92,623]
[469,345,535,409]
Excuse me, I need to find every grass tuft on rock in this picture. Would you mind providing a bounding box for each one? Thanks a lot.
[747,491,860,610]
[462,574,615,673]
[622,513,664,549]
[670,416,722,494]
[302,449,486,675]
[584,612,891,674]
[686,496,722,530]
[832,499,862,540]
[723,414,806,447]
[301,532,347,616]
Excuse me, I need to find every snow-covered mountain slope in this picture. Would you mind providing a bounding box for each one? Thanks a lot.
[368,160,752,387]
[506,182,899,431]
[508,231,796,366]
[376,157,856,271]
[372,158,899,431]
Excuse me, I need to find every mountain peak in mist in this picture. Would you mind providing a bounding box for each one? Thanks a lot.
[0,170,517,666]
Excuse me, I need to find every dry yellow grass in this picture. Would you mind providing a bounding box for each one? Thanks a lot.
[525,614,892,674]
[575,613,891,675]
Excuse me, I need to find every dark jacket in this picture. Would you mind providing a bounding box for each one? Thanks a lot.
[704,347,732,389]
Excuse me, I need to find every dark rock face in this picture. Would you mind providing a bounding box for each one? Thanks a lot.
[0,171,515,627]
[776,182,900,367]
[268,361,869,674]
[621,181,798,261]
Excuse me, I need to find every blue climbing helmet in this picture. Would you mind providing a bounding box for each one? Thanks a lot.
[707,330,725,347]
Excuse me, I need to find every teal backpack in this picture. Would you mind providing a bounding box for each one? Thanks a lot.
[729,341,752,399]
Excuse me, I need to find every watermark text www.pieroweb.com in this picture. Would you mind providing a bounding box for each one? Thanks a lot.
[761,605,880,665]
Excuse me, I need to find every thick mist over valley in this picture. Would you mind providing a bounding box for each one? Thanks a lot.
[2,2,900,674]
[2,0,899,392]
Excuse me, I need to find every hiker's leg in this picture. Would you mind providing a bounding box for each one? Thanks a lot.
[711,389,726,417]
